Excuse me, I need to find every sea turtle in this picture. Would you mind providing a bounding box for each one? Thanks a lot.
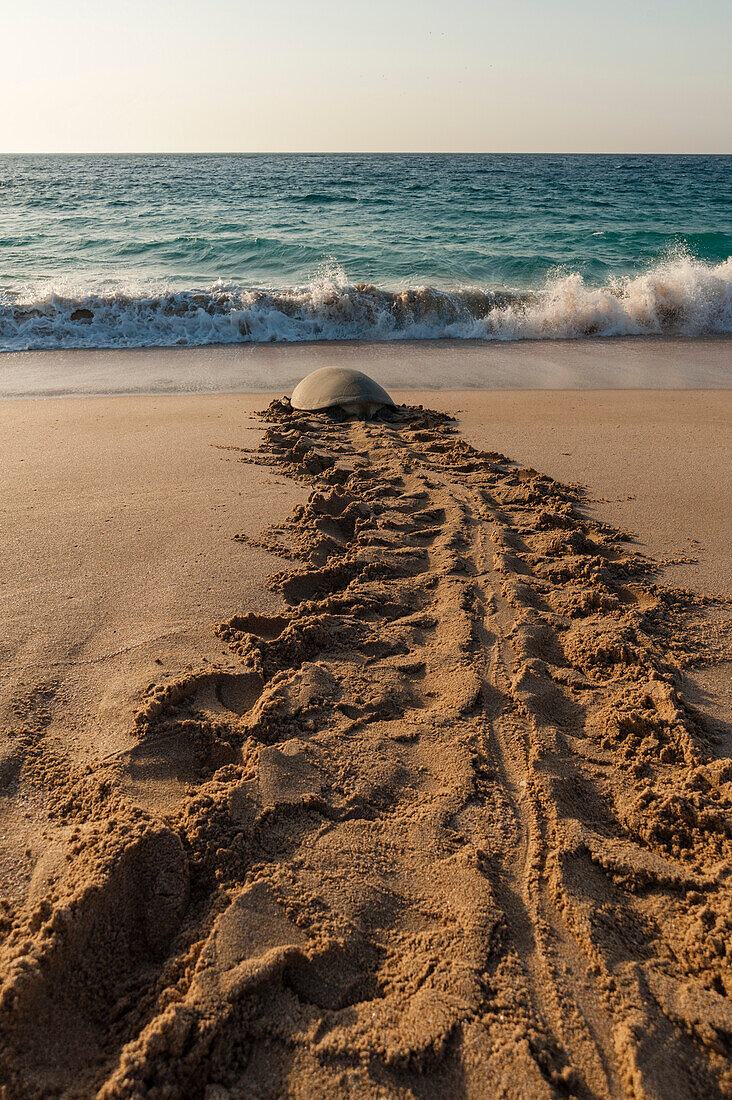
[290,367,395,419]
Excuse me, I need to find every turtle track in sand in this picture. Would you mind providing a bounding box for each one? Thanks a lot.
[0,403,730,1099]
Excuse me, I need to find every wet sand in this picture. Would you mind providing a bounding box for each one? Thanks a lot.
[1,335,730,398]
[0,386,730,1098]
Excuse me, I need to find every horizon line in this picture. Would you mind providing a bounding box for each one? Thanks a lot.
[1,150,729,157]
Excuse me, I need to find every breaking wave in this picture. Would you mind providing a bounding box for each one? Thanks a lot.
[1,253,731,352]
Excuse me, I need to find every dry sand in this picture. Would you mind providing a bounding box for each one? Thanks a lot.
[0,388,730,1098]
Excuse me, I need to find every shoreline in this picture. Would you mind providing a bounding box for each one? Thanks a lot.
[0,334,729,398]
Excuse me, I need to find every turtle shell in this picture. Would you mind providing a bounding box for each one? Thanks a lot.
[291,367,395,413]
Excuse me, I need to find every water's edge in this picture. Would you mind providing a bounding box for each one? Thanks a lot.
[2,335,729,399]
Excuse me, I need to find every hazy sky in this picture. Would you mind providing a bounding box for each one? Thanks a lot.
[2,0,729,153]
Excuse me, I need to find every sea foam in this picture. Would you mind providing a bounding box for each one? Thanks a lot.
[1,254,730,353]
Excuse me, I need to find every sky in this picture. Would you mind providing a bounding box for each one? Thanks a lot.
[1,0,729,153]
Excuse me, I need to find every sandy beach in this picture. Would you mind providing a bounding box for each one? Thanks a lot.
[4,0,731,1081]
[0,362,731,1097]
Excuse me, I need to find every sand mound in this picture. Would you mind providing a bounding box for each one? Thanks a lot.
[1,403,730,1099]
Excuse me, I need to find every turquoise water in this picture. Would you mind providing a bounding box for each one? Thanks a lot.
[0,154,730,350]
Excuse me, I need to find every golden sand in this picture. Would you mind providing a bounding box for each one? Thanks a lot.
[0,390,730,1098]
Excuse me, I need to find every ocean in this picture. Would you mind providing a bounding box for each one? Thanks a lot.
[0,153,730,352]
